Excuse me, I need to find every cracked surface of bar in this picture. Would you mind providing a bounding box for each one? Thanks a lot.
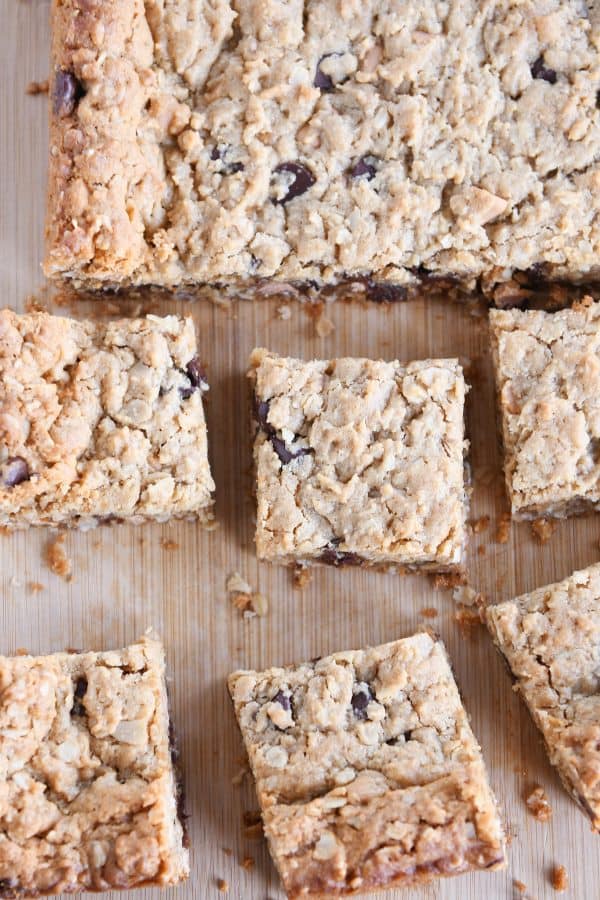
[250,347,468,572]
[487,563,600,829]
[0,636,189,896]
[490,300,600,519]
[229,633,505,898]
[44,0,600,295]
[0,310,214,528]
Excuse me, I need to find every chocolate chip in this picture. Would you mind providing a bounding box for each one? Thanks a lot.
[3,457,29,488]
[273,162,316,204]
[351,685,373,719]
[71,677,87,717]
[531,56,557,84]
[272,690,291,712]
[319,541,363,566]
[53,69,83,117]
[270,436,311,465]
[254,397,311,464]
[187,357,207,388]
[0,879,18,896]
[314,54,336,91]
[180,357,208,398]
[597,90,600,109]
[350,156,377,180]
[355,277,408,303]
[254,398,273,435]
[210,145,244,174]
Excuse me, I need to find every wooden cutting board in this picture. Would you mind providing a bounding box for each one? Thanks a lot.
[2,3,599,898]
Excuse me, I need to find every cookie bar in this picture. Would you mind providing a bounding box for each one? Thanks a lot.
[490,300,600,519]
[44,0,600,296]
[228,633,506,898]
[0,310,214,528]
[0,636,189,896]
[486,564,600,830]
[250,348,468,572]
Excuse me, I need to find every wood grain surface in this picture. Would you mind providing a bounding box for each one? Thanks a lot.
[2,3,600,898]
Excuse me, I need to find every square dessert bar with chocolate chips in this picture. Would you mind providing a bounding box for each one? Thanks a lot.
[250,348,468,572]
[490,300,600,519]
[0,636,189,896]
[0,310,214,528]
[228,633,506,899]
[486,563,600,830]
[44,0,600,297]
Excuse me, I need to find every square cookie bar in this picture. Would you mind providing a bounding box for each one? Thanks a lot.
[250,348,468,572]
[228,633,506,898]
[44,0,600,296]
[0,636,189,895]
[0,310,214,528]
[490,300,600,519]
[486,564,600,830]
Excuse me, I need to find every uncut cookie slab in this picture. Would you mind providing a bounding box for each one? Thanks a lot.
[228,633,506,898]
[487,564,600,830]
[250,348,468,572]
[44,0,600,296]
[0,310,214,528]
[490,301,600,519]
[0,636,189,896]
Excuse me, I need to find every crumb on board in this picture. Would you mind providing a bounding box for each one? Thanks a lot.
[293,564,312,589]
[513,880,527,896]
[420,607,438,619]
[453,604,483,639]
[231,765,249,786]
[525,785,553,822]
[315,311,335,338]
[45,534,73,581]
[551,864,568,892]
[222,848,233,857]
[477,544,486,556]
[452,584,484,607]
[28,582,45,594]
[226,571,268,617]
[531,517,557,545]
[277,304,291,320]
[160,537,179,551]
[432,571,466,590]
[496,512,511,544]
[241,856,255,871]
[26,78,49,95]
[469,515,490,534]
[216,878,229,893]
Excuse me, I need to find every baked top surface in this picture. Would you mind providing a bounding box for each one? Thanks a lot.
[490,300,600,516]
[486,563,600,828]
[0,310,214,527]
[251,348,467,566]
[0,636,189,895]
[229,633,505,897]
[45,0,600,288]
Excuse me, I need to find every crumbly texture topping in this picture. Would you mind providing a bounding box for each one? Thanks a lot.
[486,563,600,829]
[490,301,600,519]
[250,348,468,570]
[0,310,214,528]
[228,633,505,898]
[45,0,600,291]
[0,637,189,895]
